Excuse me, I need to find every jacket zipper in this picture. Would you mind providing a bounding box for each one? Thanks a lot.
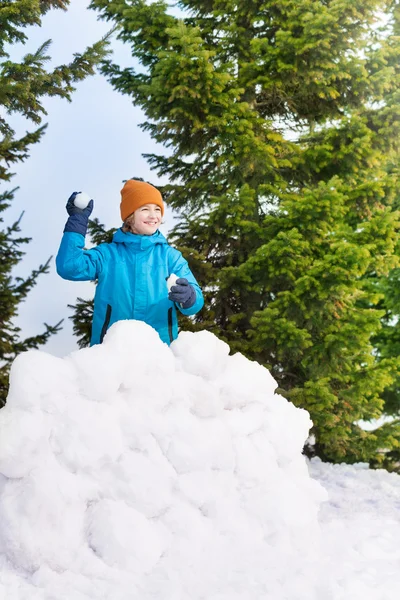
[100,304,112,343]
[168,307,173,344]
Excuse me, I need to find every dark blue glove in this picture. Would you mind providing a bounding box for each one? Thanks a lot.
[168,278,196,309]
[64,192,94,236]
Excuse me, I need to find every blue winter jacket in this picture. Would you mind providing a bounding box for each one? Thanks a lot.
[56,228,204,346]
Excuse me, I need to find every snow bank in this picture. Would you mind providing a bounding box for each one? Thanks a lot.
[0,321,326,599]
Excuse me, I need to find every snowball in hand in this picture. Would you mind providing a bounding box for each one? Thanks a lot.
[73,192,91,209]
[167,273,179,292]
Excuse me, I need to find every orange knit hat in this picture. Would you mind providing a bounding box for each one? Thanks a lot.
[120,179,164,221]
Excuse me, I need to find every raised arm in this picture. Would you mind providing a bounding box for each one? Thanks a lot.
[56,192,105,281]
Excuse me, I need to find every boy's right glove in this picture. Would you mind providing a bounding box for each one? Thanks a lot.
[64,192,94,236]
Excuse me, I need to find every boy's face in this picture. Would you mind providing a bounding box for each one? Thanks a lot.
[131,203,162,235]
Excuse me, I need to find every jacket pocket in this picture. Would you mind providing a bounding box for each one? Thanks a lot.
[168,307,173,344]
[100,304,112,343]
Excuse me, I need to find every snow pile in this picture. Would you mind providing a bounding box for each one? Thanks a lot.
[0,321,326,600]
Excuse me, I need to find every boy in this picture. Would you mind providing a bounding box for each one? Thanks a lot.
[56,179,204,345]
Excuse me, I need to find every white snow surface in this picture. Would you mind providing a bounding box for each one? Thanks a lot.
[0,321,399,599]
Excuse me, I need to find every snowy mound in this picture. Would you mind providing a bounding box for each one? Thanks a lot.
[0,321,326,600]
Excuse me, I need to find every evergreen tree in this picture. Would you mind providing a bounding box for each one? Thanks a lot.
[90,0,400,465]
[0,0,111,406]
[371,242,400,470]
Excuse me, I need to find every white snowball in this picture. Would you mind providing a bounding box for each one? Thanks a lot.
[167,273,178,292]
[73,192,91,209]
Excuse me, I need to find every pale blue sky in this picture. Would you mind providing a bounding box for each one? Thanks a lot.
[7,1,174,356]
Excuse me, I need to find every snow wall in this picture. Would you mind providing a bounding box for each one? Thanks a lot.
[0,321,328,600]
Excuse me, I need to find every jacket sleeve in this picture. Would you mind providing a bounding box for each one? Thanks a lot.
[169,249,204,316]
[56,231,107,281]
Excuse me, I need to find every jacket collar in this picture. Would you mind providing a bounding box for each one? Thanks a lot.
[112,228,168,250]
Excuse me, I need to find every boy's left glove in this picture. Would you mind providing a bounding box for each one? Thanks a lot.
[64,191,94,236]
[168,278,196,309]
